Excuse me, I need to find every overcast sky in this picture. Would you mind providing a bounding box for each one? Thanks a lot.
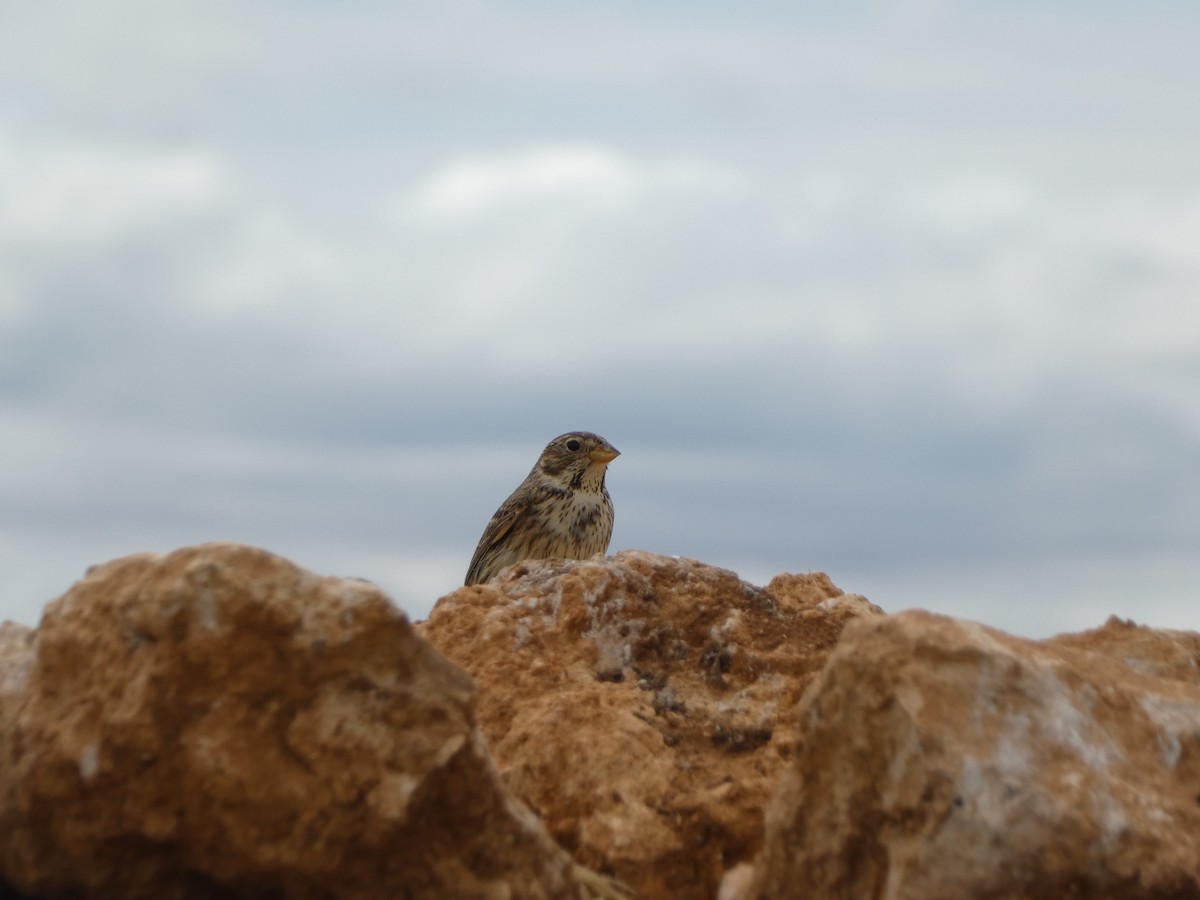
[2,2,1197,638]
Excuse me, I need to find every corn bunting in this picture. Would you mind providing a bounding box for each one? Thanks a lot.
[465,432,619,586]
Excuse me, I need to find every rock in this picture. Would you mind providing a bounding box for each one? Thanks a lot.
[0,543,589,899]
[418,550,882,899]
[739,610,1200,900]
[19,543,1193,900]
[0,619,34,702]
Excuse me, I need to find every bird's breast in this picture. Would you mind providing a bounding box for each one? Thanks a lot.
[534,486,613,556]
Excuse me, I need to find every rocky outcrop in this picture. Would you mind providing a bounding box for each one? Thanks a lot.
[418,551,882,899]
[733,612,1200,900]
[0,543,589,899]
[5,544,1199,900]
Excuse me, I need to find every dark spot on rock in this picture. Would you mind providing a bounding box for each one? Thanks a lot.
[653,687,684,715]
[710,725,772,753]
[701,644,733,675]
[631,666,667,691]
[746,587,778,616]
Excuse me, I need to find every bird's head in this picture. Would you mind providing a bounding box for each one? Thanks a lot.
[536,432,620,487]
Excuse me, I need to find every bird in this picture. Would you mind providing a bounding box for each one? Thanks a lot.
[465,432,619,586]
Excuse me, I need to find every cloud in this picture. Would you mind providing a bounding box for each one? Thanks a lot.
[2,3,1199,640]
[0,137,231,324]
[408,143,745,221]
[411,145,638,220]
[0,141,224,244]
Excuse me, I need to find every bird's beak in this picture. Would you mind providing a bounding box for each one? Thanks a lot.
[589,446,620,464]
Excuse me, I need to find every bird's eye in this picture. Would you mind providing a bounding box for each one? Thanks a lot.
[566,439,581,451]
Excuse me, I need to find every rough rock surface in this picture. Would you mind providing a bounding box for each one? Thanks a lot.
[10,543,1196,900]
[0,620,34,710]
[738,611,1200,900]
[418,550,882,899]
[0,543,589,899]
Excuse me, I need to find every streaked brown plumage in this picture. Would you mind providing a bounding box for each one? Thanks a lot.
[465,432,619,586]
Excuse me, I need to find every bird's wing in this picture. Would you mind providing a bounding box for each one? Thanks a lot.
[464,491,529,585]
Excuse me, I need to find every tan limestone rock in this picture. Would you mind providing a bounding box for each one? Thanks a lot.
[0,543,588,899]
[0,619,34,704]
[418,550,882,899]
[740,610,1200,900]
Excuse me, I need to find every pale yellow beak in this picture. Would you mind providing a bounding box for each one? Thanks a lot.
[589,446,620,464]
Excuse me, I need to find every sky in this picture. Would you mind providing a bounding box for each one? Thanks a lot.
[1,2,1197,639]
